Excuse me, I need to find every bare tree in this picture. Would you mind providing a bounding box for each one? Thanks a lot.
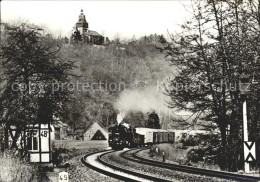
[166,0,260,171]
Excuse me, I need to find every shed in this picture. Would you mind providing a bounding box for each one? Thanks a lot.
[8,124,52,163]
[84,122,108,141]
[50,120,69,140]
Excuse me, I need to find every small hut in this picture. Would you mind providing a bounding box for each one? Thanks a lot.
[84,122,108,141]
[50,120,69,140]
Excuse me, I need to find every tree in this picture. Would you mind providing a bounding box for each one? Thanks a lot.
[0,24,74,151]
[146,111,160,129]
[63,97,85,140]
[123,111,146,128]
[101,102,117,128]
[165,0,260,171]
[71,29,81,44]
[59,32,173,137]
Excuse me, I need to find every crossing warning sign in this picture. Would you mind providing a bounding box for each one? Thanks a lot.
[244,141,256,162]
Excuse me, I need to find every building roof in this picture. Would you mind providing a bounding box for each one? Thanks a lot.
[52,120,68,129]
[85,122,108,133]
[76,9,88,28]
[84,122,108,140]
[87,30,103,37]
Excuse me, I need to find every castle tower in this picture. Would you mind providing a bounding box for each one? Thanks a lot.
[76,9,88,35]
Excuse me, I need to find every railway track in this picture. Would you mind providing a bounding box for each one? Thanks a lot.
[81,150,171,182]
[121,148,260,182]
[82,148,260,182]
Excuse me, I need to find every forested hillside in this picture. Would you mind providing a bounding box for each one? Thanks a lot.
[58,35,174,136]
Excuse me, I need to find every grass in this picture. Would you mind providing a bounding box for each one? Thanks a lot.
[0,140,107,182]
[0,150,39,182]
[149,143,221,171]
[150,143,188,164]
[47,140,116,182]
[52,140,109,150]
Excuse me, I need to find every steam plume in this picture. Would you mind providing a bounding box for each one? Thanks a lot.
[116,111,125,124]
[114,86,170,118]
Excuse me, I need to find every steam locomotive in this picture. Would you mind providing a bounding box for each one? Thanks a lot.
[108,124,144,150]
[108,124,175,150]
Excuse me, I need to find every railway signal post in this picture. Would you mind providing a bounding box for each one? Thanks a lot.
[242,100,250,173]
[240,73,256,173]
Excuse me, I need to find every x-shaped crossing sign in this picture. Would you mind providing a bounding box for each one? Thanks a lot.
[244,141,256,162]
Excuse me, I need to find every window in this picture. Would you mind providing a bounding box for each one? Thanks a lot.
[26,130,38,151]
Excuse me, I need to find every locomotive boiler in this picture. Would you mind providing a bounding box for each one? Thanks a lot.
[108,124,144,150]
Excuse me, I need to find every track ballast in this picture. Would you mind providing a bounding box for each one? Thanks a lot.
[121,148,260,182]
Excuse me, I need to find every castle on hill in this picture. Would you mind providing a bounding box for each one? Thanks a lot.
[71,9,105,45]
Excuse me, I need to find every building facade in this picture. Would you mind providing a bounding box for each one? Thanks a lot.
[71,10,104,45]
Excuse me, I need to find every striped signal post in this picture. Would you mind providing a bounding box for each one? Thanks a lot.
[240,73,251,173]
[242,100,250,173]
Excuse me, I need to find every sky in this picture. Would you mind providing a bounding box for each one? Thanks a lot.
[1,0,192,40]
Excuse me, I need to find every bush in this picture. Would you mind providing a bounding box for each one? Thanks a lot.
[175,143,184,149]
[179,134,200,146]
[186,147,204,162]
[0,150,39,182]
[186,145,219,164]
[150,144,187,164]
[52,142,70,167]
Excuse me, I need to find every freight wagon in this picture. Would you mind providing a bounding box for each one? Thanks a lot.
[108,125,175,150]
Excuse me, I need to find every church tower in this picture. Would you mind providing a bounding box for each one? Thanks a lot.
[71,9,104,45]
[76,9,88,35]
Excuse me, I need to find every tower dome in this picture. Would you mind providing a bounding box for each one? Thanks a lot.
[76,9,88,30]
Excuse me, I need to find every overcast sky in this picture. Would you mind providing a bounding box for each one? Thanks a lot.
[1,1,192,40]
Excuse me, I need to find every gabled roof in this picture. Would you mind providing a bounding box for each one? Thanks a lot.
[85,122,108,133]
[87,30,103,37]
[52,120,68,128]
[84,122,108,140]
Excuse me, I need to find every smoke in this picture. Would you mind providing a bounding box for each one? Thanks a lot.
[116,111,125,124]
[114,86,171,120]
[121,123,130,128]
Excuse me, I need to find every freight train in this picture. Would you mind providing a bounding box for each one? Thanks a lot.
[108,124,175,150]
